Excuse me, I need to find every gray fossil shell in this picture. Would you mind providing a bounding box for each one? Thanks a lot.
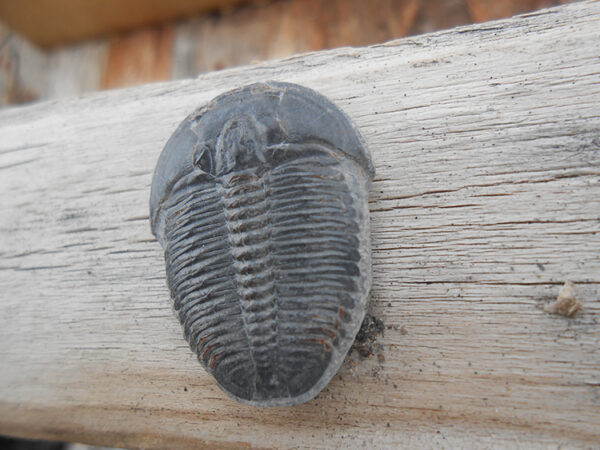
[150,81,374,407]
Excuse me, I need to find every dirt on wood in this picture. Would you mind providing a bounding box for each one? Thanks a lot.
[350,314,385,360]
[544,281,582,318]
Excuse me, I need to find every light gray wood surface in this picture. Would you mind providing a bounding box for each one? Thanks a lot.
[1,2,599,448]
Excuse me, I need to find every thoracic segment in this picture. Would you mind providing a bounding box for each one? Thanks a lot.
[163,178,256,398]
[160,151,363,404]
[218,168,282,398]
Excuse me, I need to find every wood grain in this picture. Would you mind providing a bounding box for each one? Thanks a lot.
[0,2,599,448]
[409,0,471,35]
[171,0,420,79]
[465,0,571,22]
[0,0,575,104]
[0,24,44,104]
[102,24,174,89]
[0,23,108,107]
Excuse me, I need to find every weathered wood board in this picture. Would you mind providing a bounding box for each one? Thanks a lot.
[1,1,599,448]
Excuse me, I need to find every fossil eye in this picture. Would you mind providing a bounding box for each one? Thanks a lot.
[193,144,213,174]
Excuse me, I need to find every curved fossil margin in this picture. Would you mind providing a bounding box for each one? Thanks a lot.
[150,81,374,406]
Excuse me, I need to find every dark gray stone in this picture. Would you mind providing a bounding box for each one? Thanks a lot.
[150,81,374,406]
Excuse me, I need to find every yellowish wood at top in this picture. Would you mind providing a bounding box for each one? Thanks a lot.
[0,0,254,47]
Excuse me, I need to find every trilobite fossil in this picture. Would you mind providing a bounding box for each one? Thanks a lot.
[150,82,374,406]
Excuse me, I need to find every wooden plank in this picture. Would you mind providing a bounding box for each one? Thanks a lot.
[102,24,174,90]
[0,22,109,106]
[0,23,46,105]
[409,0,471,35]
[0,0,574,104]
[0,1,599,448]
[44,41,108,100]
[171,0,421,79]
[0,0,256,48]
[465,0,571,23]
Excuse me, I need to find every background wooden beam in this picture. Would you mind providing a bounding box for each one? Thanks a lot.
[1,0,573,106]
[0,2,599,448]
[0,0,255,48]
